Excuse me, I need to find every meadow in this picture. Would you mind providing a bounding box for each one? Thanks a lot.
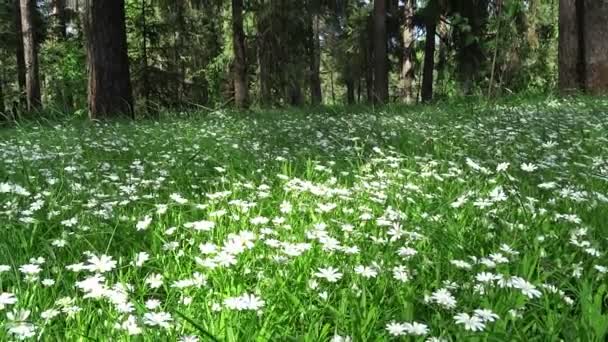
[0,98,607,341]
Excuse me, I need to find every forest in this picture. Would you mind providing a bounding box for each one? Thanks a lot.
[0,0,604,117]
[0,1,607,341]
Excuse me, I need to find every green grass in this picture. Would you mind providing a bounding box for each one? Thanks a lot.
[0,96,607,341]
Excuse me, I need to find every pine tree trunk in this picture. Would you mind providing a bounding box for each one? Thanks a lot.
[256,15,271,106]
[309,14,322,106]
[346,78,355,105]
[401,0,415,104]
[421,20,436,103]
[582,0,608,94]
[232,0,248,108]
[84,0,134,118]
[373,0,388,104]
[559,0,583,93]
[364,17,374,103]
[52,0,67,38]
[0,76,5,117]
[20,0,41,111]
[13,0,26,103]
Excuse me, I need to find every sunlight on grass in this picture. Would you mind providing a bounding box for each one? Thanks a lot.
[0,98,607,341]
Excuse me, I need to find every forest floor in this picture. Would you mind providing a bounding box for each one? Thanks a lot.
[0,98,608,341]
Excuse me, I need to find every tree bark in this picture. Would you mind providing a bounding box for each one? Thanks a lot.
[256,15,271,106]
[13,0,26,102]
[84,0,134,118]
[232,0,249,108]
[559,0,608,95]
[582,0,608,94]
[364,16,374,103]
[373,0,388,104]
[20,0,41,111]
[309,14,322,106]
[52,0,67,38]
[559,0,584,93]
[421,20,436,103]
[346,78,355,105]
[401,0,415,104]
[0,75,5,117]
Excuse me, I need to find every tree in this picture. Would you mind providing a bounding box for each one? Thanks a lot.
[581,0,608,94]
[84,0,134,118]
[373,0,388,103]
[421,18,436,103]
[0,73,4,116]
[51,0,67,38]
[232,0,248,108]
[20,0,41,111]
[559,0,608,94]
[13,0,25,100]
[452,0,489,95]
[401,0,415,103]
[308,11,322,106]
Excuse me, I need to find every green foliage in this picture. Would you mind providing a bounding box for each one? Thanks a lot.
[0,98,607,340]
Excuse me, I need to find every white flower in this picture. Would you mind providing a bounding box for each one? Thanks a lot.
[475,272,499,283]
[133,252,150,267]
[143,311,172,329]
[386,321,408,336]
[170,193,188,204]
[392,265,410,282]
[450,259,472,269]
[314,267,343,282]
[520,163,538,172]
[184,220,215,231]
[280,201,292,214]
[145,273,164,289]
[330,335,351,342]
[6,309,36,340]
[85,254,117,273]
[430,288,457,309]
[179,335,200,342]
[40,309,60,321]
[454,312,485,331]
[199,243,217,254]
[407,322,429,336]
[145,299,162,310]
[354,265,378,278]
[250,216,270,225]
[0,293,17,310]
[496,162,510,172]
[19,264,41,275]
[136,216,152,231]
[118,315,142,335]
[511,277,542,298]
[474,309,499,322]
[223,293,265,311]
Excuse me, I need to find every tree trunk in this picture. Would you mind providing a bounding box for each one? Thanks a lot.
[346,78,355,105]
[559,0,608,94]
[309,14,322,106]
[365,19,374,104]
[0,76,5,117]
[373,0,388,104]
[13,0,26,103]
[232,0,249,108]
[257,16,271,106]
[20,0,41,111]
[582,0,608,94]
[421,20,436,103]
[52,0,67,38]
[401,0,415,104]
[84,0,134,118]
[454,2,488,96]
[141,0,149,112]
